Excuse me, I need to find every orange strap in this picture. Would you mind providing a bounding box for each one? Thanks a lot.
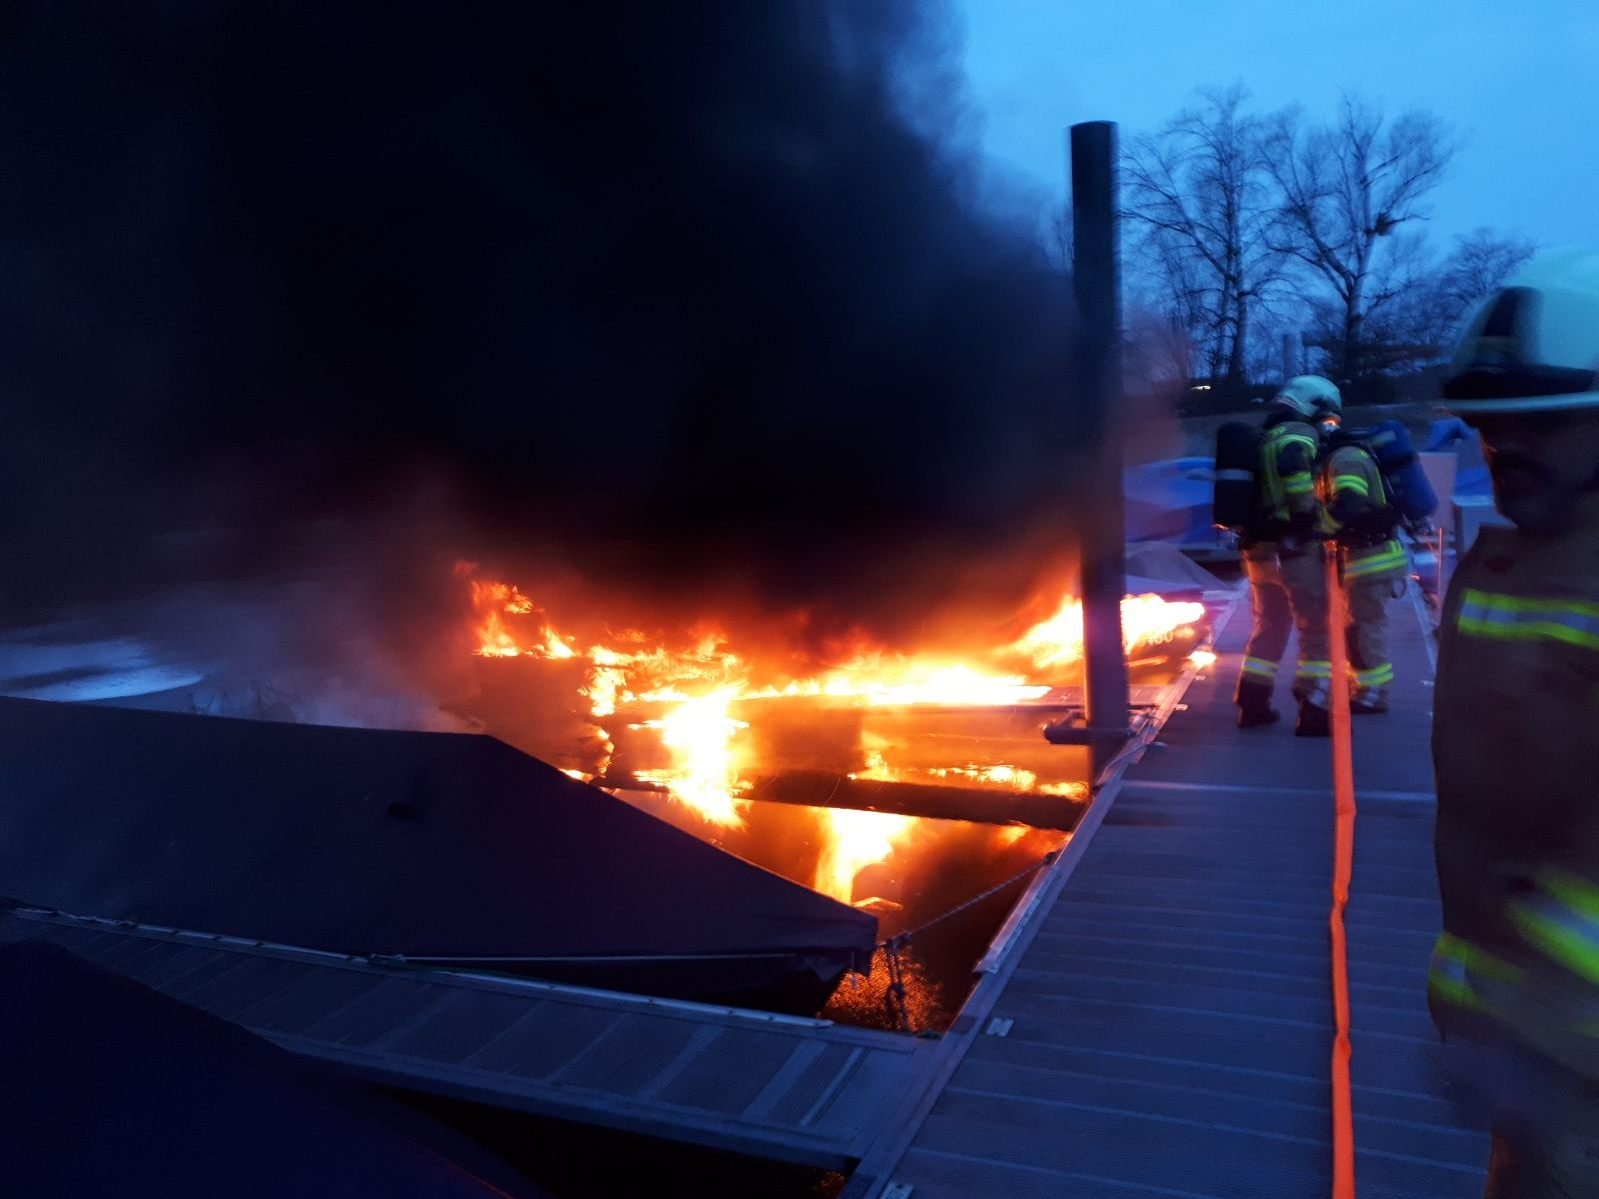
[1326,545,1357,1198]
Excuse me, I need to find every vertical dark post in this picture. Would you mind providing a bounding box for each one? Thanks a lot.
[1070,121,1129,749]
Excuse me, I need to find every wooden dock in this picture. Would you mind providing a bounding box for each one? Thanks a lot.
[0,904,928,1170]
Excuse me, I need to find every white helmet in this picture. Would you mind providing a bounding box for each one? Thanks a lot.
[1443,249,1599,414]
[1273,374,1342,421]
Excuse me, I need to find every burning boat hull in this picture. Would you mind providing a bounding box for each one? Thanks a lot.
[0,697,876,1015]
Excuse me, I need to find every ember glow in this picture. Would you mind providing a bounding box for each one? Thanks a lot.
[455,563,1207,901]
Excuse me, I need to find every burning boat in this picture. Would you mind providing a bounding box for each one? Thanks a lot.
[0,560,1211,1028]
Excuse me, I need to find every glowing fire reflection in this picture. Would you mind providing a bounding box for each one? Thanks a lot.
[814,808,917,904]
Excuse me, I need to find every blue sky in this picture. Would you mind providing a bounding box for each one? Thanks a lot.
[954,0,1599,250]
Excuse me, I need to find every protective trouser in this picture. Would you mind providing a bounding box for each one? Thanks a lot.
[1432,1036,1599,1199]
[1236,543,1331,709]
[1346,573,1403,702]
[1430,871,1599,1197]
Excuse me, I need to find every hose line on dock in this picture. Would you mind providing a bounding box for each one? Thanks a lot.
[1326,546,1357,1199]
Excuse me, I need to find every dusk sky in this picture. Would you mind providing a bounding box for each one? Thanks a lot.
[955,0,1599,251]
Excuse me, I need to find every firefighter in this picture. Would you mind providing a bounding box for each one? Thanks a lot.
[1234,375,1337,736]
[1319,411,1408,714]
[1427,249,1599,1195]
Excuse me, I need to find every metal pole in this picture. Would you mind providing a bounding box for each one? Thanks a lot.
[1070,121,1129,744]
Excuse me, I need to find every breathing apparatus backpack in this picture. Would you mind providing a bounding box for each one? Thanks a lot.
[1327,420,1438,528]
[1212,421,1262,531]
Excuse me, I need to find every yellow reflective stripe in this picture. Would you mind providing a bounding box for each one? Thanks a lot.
[1506,874,1599,987]
[1458,589,1599,650]
[1343,553,1407,578]
[1463,589,1599,620]
[1295,660,1332,679]
[1543,871,1599,923]
[1242,656,1277,679]
[1354,663,1394,687]
[1265,428,1318,453]
[1510,905,1599,988]
[1428,956,1482,1010]
[1429,933,1522,1012]
[1458,616,1599,649]
[1347,539,1402,559]
[1333,474,1371,497]
[1262,425,1318,516]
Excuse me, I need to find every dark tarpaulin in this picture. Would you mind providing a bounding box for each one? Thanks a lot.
[0,939,544,1199]
[0,697,877,1012]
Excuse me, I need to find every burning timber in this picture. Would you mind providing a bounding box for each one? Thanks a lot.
[453,565,1211,839]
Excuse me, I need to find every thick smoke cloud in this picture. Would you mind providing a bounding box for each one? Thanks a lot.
[0,2,1086,638]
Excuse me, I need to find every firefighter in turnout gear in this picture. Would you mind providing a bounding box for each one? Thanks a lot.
[1428,250,1599,1196]
[1234,375,1336,736]
[1320,427,1408,714]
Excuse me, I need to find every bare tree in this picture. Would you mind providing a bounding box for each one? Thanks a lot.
[1434,226,1536,326]
[1122,85,1285,396]
[1356,227,1536,372]
[1264,96,1457,381]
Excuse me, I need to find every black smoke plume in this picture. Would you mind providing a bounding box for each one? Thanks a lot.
[0,1,1086,646]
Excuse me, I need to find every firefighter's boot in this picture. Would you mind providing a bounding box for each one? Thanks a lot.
[1351,686,1390,715]
[1235,678,1281,729]
[1294,699,1331,737]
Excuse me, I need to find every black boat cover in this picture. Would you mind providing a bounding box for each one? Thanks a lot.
[0,939,546,1198]
[0,697,876,1011]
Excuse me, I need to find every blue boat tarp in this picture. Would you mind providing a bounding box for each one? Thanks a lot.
[0,697,877,1014]
[1426,417,1490,497]
[1124,457,1217,547]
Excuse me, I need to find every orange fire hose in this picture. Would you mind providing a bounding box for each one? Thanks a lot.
[1325,544,1357,1198]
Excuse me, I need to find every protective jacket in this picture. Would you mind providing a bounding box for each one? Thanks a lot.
[1244,411,1321,547]
[1430,521,1599,1077]
[1322,442,1406,584]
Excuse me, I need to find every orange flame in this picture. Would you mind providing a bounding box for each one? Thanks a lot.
[458,564,577,661]
[1008,593,1207,671]
[454,563,1207,898]
[632,688,750,827]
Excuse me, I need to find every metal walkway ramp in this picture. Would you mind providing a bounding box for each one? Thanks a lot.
[849,592,1489,1197]
[0,905,927,1169]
